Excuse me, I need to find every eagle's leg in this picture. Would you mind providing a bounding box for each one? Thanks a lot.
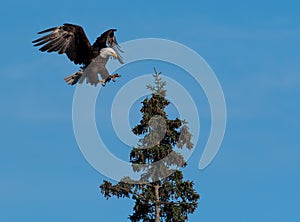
[100,74,121,86]
[110,73,121,82]
[99,79,107,86]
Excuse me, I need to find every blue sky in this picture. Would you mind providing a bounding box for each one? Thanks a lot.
[1,0,300,221]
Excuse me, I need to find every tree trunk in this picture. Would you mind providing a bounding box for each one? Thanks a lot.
[154,185,160,222]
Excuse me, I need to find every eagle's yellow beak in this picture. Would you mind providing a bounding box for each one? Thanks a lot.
[112,51,118,59]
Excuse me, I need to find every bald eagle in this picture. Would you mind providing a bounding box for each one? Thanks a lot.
[32,23,123,86]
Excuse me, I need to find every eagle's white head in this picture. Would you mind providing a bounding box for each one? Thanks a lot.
[100,47,118,59]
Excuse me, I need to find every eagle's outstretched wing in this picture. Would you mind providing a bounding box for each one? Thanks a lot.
[32,23,92,65]
[93,29,124,64]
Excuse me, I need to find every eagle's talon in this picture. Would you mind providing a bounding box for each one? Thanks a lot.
[100,79,106,86]
[111,73,121,82]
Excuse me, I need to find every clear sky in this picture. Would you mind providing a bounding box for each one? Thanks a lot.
[1,0,299,221]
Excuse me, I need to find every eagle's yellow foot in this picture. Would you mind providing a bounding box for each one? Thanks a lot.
[100,74,121,86]
[99,79,106,86]
[111,73,121,82]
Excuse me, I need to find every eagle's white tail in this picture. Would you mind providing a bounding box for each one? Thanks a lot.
[64,70,84,85]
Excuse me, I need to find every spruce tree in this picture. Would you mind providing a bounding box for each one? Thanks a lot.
[100,69,200,222]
